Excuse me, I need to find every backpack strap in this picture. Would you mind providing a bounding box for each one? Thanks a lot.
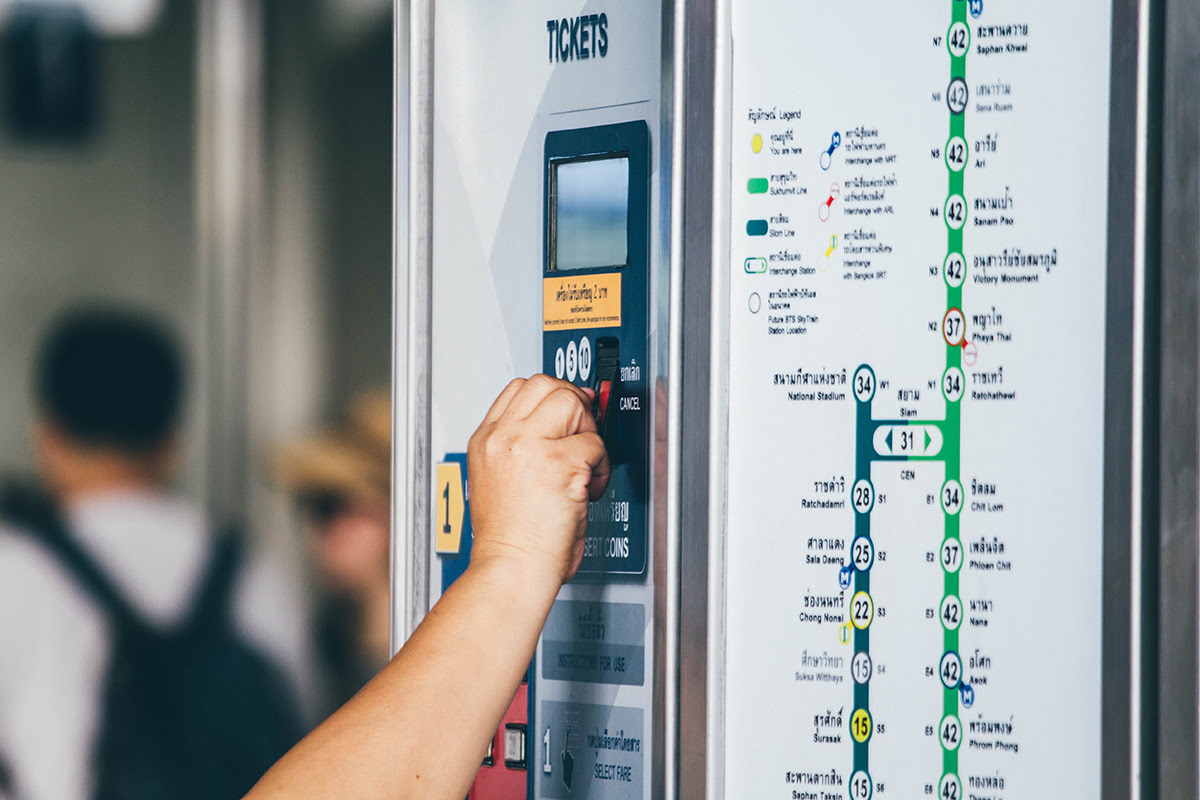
[187,526,245,629]
[26,509,144,630]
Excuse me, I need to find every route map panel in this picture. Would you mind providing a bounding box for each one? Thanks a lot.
[723,2,1113,799]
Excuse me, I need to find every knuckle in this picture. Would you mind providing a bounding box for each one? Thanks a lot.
[553,386,583,409]
[483,430,508,460]
[528,373,556,391]
[506,432,531,460]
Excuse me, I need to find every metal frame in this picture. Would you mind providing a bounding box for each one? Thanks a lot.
[657,1,683,796]
[1152,0,1200,793]
[672,0,721,799]
[195,0,265,521]
[700,1,734,798]
[391,0,433,652]
[1102,1,1145,798]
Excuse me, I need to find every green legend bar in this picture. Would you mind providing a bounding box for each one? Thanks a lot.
[746,219,768,236]
[747,177,769,194]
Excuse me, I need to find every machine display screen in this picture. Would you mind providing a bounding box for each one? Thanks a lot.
[552,156,629,270]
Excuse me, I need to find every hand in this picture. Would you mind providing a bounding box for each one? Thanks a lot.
[467,375,611,586]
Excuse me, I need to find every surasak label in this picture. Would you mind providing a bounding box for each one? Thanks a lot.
[543,272,622,331]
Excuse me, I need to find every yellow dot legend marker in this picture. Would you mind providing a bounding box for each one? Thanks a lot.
[751,133,763,153]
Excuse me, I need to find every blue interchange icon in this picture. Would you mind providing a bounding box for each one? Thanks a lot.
[838,564,854,590]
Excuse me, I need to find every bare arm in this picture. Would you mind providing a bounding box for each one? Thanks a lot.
[245,375,610,800]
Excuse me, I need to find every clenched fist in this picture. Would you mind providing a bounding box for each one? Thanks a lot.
[467,375,611,586]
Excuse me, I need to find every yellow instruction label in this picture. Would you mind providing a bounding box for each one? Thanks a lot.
[543,272,622,331]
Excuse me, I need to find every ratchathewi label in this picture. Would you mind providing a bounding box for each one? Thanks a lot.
[543,272,622,331]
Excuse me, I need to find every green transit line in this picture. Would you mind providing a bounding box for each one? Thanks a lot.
[747,177,769,194]
[942,0,967,788]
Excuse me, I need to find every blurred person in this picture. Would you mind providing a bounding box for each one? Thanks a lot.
[274,391,392,710]
[0,306,312,800]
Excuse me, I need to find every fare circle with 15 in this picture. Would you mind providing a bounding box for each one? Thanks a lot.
[850,708,873,744]
[852,650,872,685]
[849,770,872,800]
[852,479,875,514]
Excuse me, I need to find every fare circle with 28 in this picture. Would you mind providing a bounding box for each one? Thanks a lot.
[852,479,875,514]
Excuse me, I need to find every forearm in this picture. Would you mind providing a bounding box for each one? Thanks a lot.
[246,554,561,800]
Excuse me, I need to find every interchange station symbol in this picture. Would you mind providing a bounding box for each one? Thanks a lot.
[820,131,842,171]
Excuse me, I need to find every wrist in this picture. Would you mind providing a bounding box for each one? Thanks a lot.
[468,539,565,600]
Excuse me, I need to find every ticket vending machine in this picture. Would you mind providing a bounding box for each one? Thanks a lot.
[395,1,1200,799]
[396,3,671,799]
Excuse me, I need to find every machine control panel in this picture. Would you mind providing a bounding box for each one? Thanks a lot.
[542,121,651,576]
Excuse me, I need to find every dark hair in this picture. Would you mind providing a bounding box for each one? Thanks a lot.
[35,307,185,453]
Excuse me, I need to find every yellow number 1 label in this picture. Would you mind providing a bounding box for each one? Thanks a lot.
[435,462,465,555]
